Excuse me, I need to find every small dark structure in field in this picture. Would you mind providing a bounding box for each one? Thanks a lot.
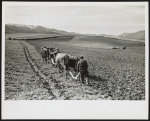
[112,47,119,49]
[122,46,126,49]
[8,37,12,40]
[13,38,16,40]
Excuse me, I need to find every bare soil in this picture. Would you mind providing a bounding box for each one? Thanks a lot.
[5,38,110,100]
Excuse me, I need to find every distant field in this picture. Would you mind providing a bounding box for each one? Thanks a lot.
[26,34,144,54]
[67,35,145,51]
[6,33,145,50]
[79,36,144,46]
[5,33,63,39]
[117,37,145,42]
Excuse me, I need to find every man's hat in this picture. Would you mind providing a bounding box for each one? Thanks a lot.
[80,56,84,59]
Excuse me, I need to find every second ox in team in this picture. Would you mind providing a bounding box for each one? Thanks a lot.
[41,46,55,64]
[40,47,79,74]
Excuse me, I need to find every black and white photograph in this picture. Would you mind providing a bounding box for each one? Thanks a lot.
[1,1,149,119]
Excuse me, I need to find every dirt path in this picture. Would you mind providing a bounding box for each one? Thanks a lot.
[21,41,111,100]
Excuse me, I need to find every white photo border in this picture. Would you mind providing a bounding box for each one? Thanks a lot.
[1,1,149,119]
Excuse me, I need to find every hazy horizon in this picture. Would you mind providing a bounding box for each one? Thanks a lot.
[4,2,146,35]
[6,23,145,36]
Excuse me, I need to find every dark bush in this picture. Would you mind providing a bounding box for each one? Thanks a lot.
[122,46,126,49]
[8,37,12,40]
[112,47,119,49]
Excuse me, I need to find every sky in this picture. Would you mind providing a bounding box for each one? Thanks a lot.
[4,2,146,35]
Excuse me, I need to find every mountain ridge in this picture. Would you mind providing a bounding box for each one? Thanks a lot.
[118,30,145,40]
[5,24,75,35]
[5,24,145,41]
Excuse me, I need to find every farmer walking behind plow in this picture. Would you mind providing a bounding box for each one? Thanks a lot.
[77,56,89,86]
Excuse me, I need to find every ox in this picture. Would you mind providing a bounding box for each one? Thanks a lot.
[41,47,56,64]
[55,53,69,72]
[53,53,79,80]
[66,55,79,72]
[41,47,49,63]
[49,48,60,66]
[47,47,55,64]
[54,53,69,80]
[53,54,79,73]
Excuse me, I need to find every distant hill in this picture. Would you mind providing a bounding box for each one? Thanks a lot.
[99,34,118,38]
[118,30,145,40]
[5,24,73,35]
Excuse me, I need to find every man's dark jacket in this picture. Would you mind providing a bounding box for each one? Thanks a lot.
[77,59,88,72]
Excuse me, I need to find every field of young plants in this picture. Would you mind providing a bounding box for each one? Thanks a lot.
[5,39,57,100]
[28,38,145,100]
[5,37,111,100]
[5,33,145,100]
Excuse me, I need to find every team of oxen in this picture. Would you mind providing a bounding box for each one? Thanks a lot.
[40,46,80,80]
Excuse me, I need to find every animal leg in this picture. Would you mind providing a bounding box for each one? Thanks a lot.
[45,58,47,63]
[51,58,56,66]
[42,57,44,63]
[64,66,67,81]
[60,62,67,79]
[58,64,62,73]
[85,77,89,86]
[46,58,48,63]
[74,67,77,72]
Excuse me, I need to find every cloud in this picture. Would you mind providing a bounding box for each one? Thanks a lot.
[4,4,145,35]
